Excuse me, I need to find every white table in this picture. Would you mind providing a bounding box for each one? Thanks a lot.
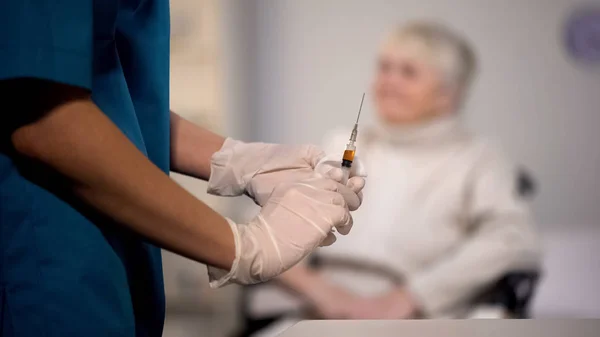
[277,320,600,337]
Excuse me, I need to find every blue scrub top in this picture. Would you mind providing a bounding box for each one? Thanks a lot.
[0,1,170,336]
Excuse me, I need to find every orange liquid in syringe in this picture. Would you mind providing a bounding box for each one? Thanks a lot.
[342,149,355,168]
[343,150,355,162]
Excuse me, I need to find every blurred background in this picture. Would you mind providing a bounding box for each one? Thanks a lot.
[164,0,600,336]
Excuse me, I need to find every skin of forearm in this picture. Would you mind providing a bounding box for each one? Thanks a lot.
[170,111,225,180]
[10,89,235,270]
[277,264,332,302]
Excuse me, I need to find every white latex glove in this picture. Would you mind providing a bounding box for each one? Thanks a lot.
[315,153,367,204]
[315,153,366,243]
[207,138,366,207]
[208,177,358,287]
[315,153,367,180]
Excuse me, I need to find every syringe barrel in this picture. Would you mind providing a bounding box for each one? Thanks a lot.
[340,167,351,185]
[342,142,356,168]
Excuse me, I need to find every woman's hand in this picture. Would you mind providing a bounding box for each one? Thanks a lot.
[277,265,365,319]
[348,288,419,320]
[310,284,365,319]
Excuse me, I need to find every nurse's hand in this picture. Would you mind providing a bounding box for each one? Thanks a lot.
[207,177,357,287]
[207,138,366,207]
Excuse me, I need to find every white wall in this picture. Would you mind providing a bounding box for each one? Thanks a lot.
[220,0,259,141]
[245,0,600,227]
[532,224,600,318]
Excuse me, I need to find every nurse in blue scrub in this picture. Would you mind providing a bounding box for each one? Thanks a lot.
[0,2,366,336]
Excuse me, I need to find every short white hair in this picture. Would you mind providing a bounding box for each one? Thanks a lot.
[385,21,477,96]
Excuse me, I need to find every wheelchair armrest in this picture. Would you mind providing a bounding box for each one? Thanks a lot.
[517,168,537,199]
[477,271,541,318]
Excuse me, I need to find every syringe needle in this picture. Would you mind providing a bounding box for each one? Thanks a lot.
[341,92,365,186]
[356,93,365,124]
[349,93,364,143]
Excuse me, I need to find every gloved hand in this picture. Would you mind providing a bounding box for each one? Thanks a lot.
[207,138,366,206]
[208,177,359,287]
[315,153,367,204]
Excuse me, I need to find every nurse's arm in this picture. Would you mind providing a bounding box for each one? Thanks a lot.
[169,111,225,180]
[4,78,236,271]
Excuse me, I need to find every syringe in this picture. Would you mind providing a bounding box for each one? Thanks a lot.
[341,93,365,184]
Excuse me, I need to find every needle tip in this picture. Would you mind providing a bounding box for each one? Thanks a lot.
[356,93,365,123]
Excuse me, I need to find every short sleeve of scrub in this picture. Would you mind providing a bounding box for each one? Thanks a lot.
[1,1,169,337]
[0,1,93,89]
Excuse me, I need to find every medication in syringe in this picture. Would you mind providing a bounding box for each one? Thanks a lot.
[340,93,365,184]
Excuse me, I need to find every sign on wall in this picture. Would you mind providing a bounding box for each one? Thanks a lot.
[565,6,600,63]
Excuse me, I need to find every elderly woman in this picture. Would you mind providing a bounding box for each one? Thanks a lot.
[237,21,542,335]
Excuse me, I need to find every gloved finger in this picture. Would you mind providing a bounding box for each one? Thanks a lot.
[323,167,344,182]
[347,176,365,191]
[330,201,354,235]
[330,192,347,208]
[315,154,368,179]
[305,145,327,168]
[327,203,351,229]
[297,177,339,192]
[335,183,361,211]
[303,179,358,210]
[319,231,337,247]
[335,214,353,235]
[350,156,368,178]
[356,190,363,205]
[314,157,341,179]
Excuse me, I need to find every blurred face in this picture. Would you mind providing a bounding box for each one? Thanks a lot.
[373,39,453,125]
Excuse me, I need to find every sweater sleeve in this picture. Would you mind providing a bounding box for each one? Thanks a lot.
[406,145,542,316]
